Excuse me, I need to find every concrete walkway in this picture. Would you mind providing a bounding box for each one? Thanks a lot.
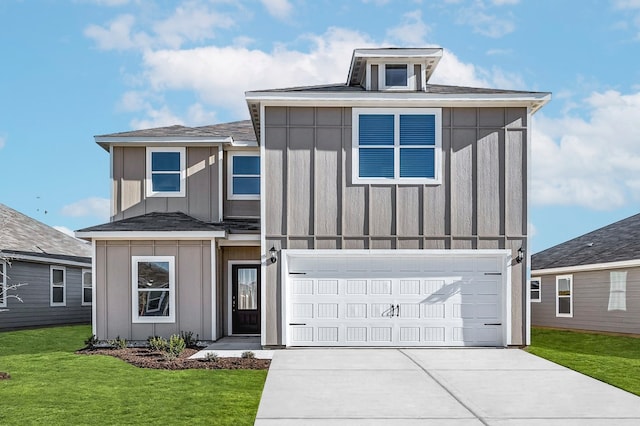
[255,348,640,425]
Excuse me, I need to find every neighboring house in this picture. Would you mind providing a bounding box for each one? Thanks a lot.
[77,48,550,347]
[531,213,640,335]
[0,203,92,329]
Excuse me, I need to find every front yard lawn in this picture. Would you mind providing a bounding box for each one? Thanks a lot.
[528,327,640,396]
[0,325,267,425]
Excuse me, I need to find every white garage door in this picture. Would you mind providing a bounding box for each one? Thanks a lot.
[283,250,510,347]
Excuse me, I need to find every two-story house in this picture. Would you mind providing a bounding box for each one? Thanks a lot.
[77,48,550,348]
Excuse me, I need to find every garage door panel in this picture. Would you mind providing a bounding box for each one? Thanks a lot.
[286,253,506,347]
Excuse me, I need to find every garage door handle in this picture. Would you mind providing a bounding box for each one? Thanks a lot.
[484,323,502,326]
[484,272,502,276]
[289,323,307,326]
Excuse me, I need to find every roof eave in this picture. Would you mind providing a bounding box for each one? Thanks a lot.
[75,230,227,240]
[532,258,640,275]
[95,136,237,151]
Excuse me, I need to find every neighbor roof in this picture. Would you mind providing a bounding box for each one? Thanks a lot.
[0,203,91,261]
[94,120,257,151]
[532,213,640,271]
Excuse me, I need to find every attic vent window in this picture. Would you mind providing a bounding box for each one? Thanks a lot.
[385,64,408,87]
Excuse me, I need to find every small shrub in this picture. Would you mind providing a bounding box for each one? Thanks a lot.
[148,336,168,352]
[204,352,219,362]
[84,334,98,349]
[180,330,199,348]
[164,334,186,360]
[241,351,255,359]
[109,336,127,349]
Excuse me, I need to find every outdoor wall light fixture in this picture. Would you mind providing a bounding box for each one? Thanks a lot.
[269,246,278,264]
[516,247,524,264]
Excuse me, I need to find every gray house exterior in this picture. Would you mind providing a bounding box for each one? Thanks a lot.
[0,203,92,330]
[531,213,640,335]
[78,48,550,347]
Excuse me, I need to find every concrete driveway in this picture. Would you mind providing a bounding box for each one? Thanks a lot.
[255,348,640,425]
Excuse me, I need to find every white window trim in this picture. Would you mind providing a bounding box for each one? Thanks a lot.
[145,147,186,198]
[370,61,418,91]
[530,277,541,303]
[352,107,442,185]
[82,269,92,306]
[227,151,260,200]
[132,256,176,323]
[555,274,573,318]
[0,260,6,308]
[50,265,66,307]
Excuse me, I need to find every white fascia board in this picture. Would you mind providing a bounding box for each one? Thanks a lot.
[532,258,640,275]
[353,48,443,58]
[96,137,232,151]
[245,92,551,113]
[4,253,91,268]
[75,230,226,240]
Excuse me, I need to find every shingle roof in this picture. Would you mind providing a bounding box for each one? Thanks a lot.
[0,203,91,260]
[96,120,256,141]
[255,83,547,96]
[531,213,640,270]
[77,212,225,233]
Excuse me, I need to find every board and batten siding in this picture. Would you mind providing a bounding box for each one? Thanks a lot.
[532,268,640,335]
[222,149,260,218]
[263,106,529,346]
[111,146,261,222]
[94,240,212,340]
[0,260,90,330]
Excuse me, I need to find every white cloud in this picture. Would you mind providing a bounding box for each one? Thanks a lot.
[84,14,150,51]
[80,0,131,5]
[386,10,430,45]
[491,0,519,5]
[61,197,110,219]
[152,2,234,49]
[130,105,185,129]
[532,90,640,210]
[53,226,76,238]
[614,0,640,9]
[139,27,374,118]
[260,0,293,19]
[0,135,6,149]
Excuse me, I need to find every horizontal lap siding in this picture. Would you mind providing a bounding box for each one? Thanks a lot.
[0,261,90,330]
[263,106,529,345]
[95,240,212,340]
[532,268,640,334]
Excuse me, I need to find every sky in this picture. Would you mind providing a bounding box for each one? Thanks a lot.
[1,0,640,254]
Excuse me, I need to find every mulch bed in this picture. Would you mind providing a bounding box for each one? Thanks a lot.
[76,347,270,370]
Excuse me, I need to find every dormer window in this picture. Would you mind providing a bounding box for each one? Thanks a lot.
[385,64,408,87]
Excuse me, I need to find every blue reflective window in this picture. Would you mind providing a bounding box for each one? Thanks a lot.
[233,177,260,194]
[400,115,435,146]
[152,152,181,171]
[233,156,260,174]
[152,174,181,192]
[359,115,394,145]
[400,148,435,178]
[359,148,394,178]
[231,155,260,196]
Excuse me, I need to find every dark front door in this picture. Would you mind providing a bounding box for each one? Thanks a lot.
[232,264,261,334]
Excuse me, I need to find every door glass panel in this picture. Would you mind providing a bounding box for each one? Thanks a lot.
[237,268,257,310]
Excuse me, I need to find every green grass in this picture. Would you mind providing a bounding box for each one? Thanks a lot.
[528,327,640,395]
[0,325,267,425]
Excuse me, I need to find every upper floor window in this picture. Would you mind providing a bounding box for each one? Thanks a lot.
[50,266,66,307]
[132,256,175,323]
[82,269,92,306]
[146,147,186,197]
[352,108,441,184]
[228,152,260,200]
[385,64,408,87]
